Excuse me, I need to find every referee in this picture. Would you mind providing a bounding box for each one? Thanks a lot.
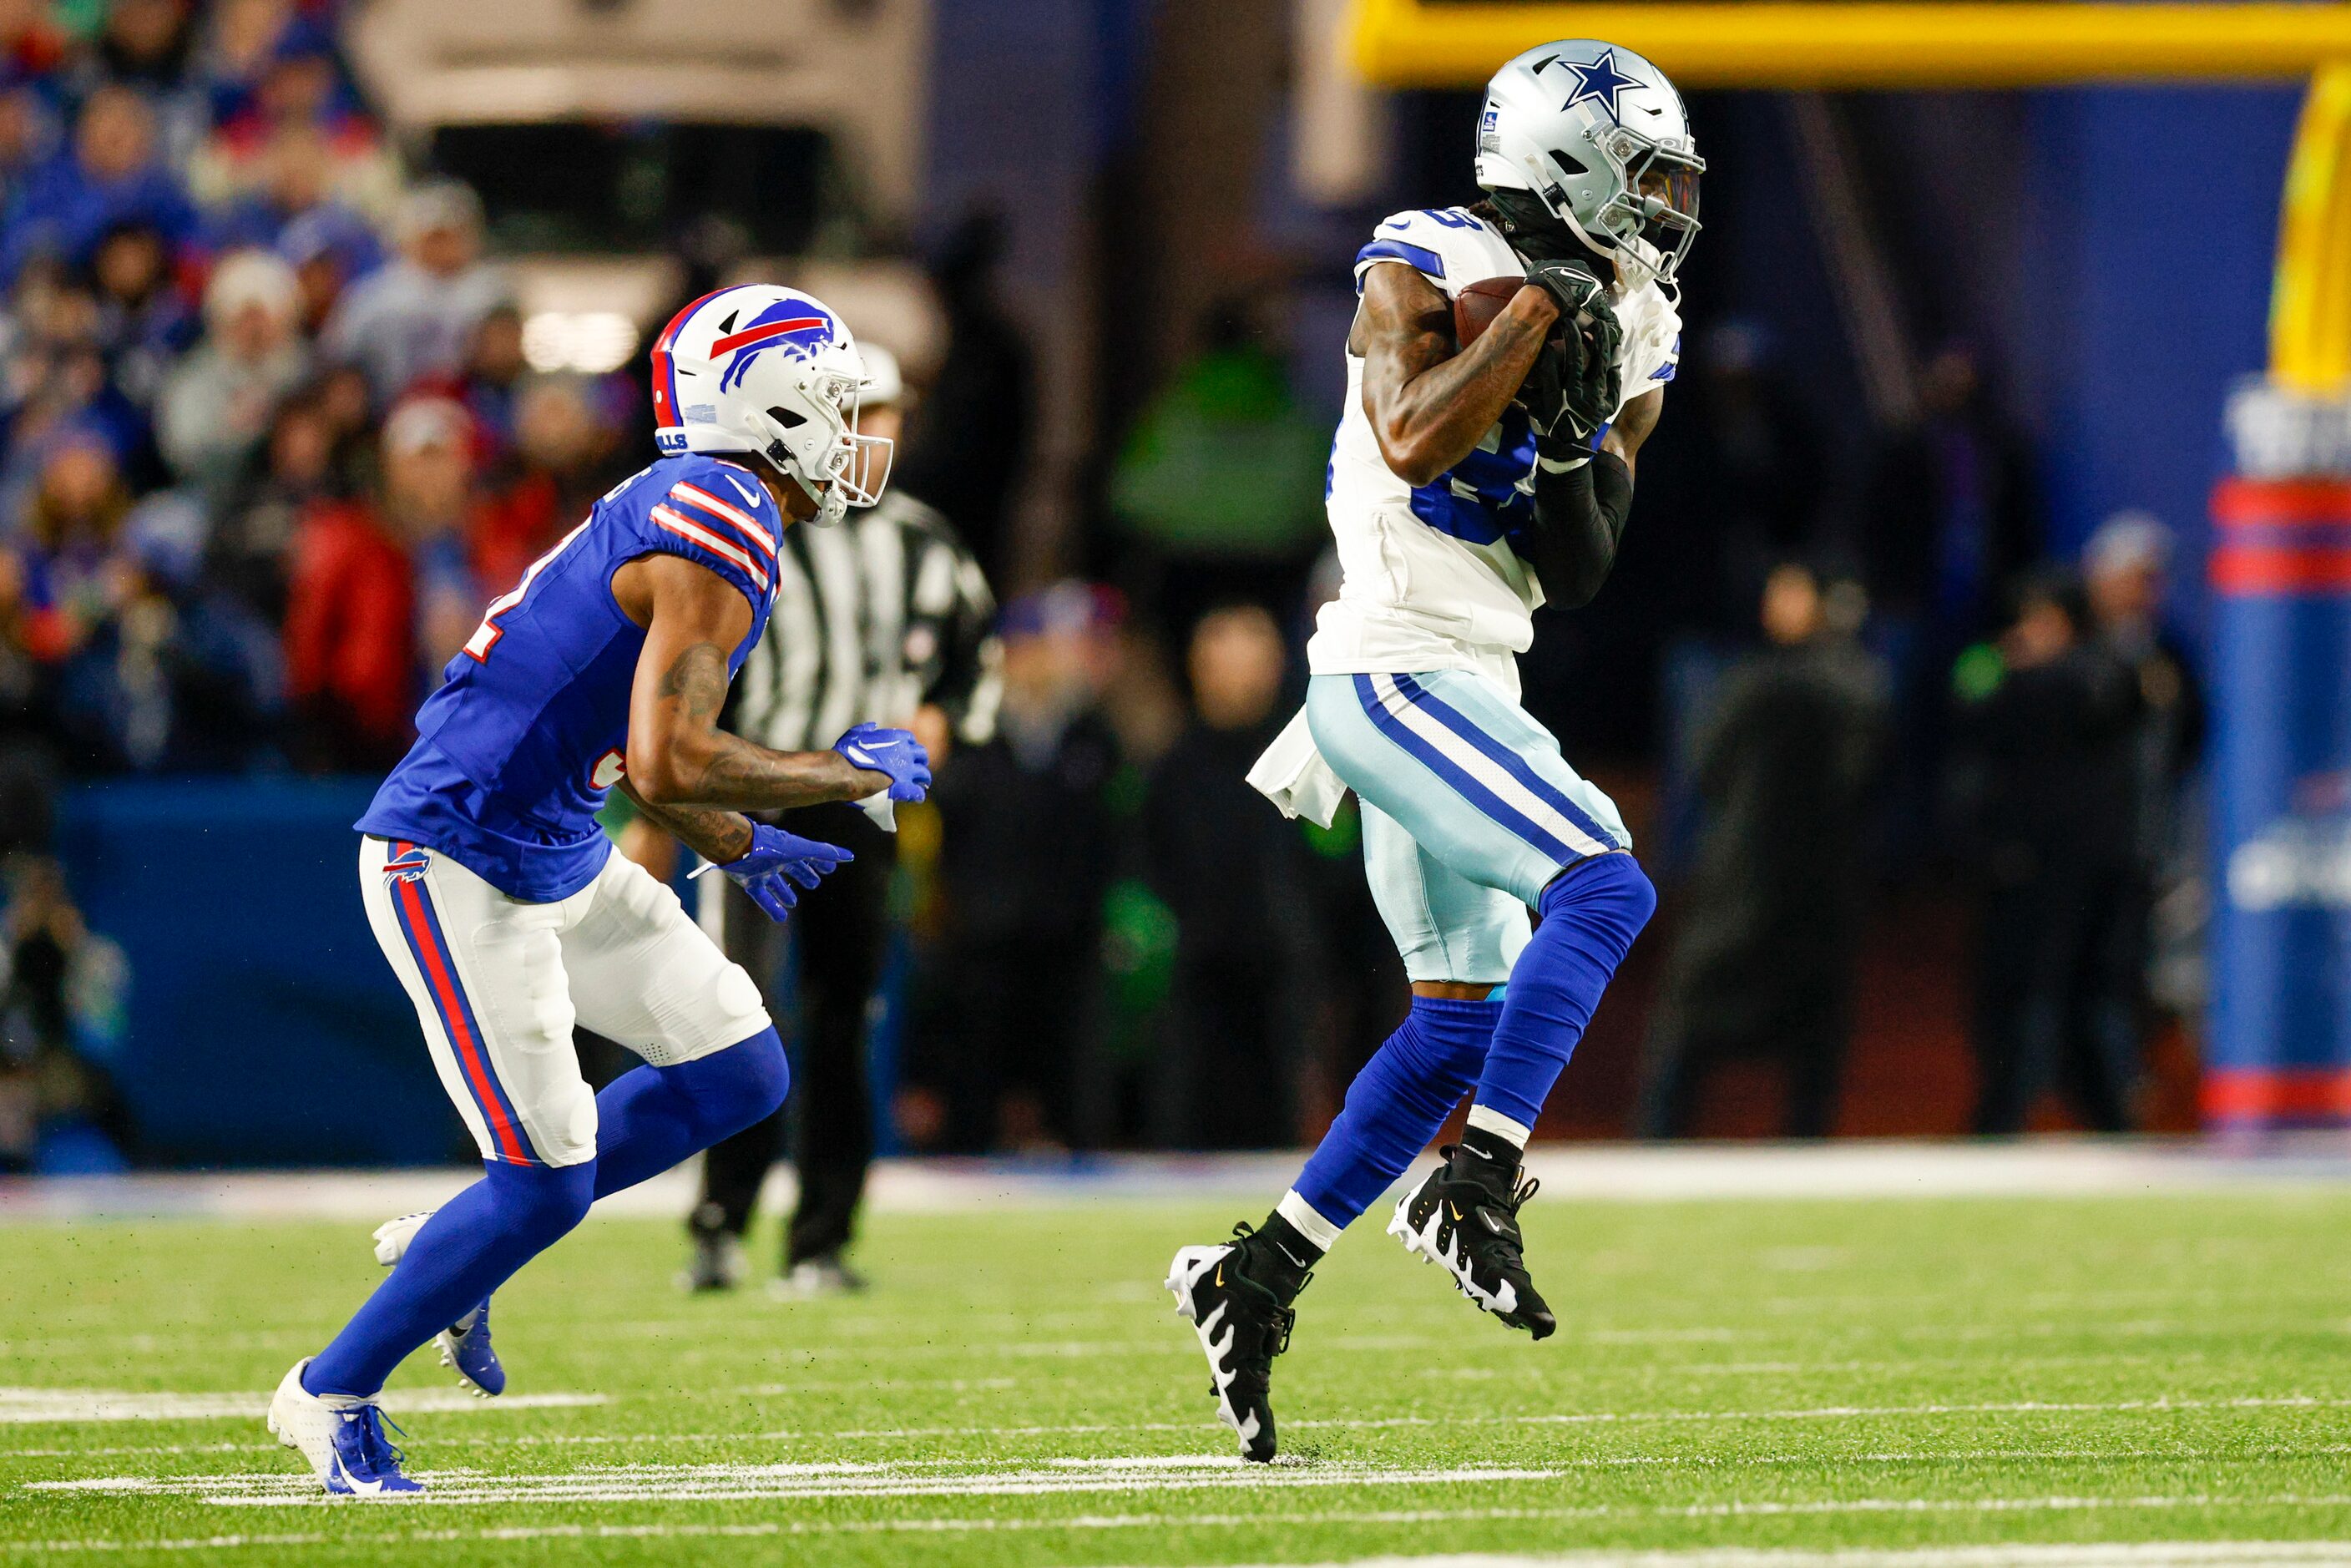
[621,346,1001,1296]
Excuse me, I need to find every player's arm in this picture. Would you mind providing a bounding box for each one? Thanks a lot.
[616,553,889,825]
[1518,386,1664,609]
[1355,262,1560,486]
[613,777,746,867]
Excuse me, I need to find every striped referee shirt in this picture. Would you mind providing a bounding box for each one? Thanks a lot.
[724,489,1002,753]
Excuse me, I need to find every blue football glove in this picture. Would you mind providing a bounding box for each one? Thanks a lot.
[833,721,932,803]
[693,822,854,924]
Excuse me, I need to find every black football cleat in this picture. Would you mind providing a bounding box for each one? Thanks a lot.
[1388,1144,1556,1338]
[1165,1224,1304,1462]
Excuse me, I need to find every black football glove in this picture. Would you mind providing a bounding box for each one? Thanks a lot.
[1522,258,1609,321]
[1516,262,1623,455]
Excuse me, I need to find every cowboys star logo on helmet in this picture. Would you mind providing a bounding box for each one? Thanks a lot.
[1551,48,1641,123]
[647,283,893,526]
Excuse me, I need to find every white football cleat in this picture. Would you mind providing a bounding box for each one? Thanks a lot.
[372,1211,504,1396]
[266,1359,424,1496]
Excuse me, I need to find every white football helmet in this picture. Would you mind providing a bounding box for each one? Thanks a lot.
[649,284,892,525]
[1475,41,1703,286]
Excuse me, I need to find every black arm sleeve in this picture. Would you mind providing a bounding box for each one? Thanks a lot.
[1520,447,1633,609]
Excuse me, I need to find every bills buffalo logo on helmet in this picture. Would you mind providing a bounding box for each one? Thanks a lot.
[711,300,839,392]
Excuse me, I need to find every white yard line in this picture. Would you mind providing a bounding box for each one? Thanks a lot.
[690,1393,2351,1442]
[3,1389,2339,1452]
[9,1137,2351,1222]
[7,1501,2351,1556]
[0,1388,604,1425]
[37,1460,1575,1508]
[22,1451,2351,1514]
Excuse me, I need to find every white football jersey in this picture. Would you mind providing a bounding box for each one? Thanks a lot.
[1309,205,1681,678]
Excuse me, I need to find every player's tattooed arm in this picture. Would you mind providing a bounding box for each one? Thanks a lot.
[1352,262,1559,486]
[614,552,893,815]
[614,773,753,866]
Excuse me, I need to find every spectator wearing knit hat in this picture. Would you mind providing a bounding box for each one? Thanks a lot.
[320,180,505,405]
[156,246,306,503]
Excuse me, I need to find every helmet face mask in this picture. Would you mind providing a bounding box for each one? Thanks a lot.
[650,285,894,526]
[1583,124,1702,284]
[1476,40,1704,287]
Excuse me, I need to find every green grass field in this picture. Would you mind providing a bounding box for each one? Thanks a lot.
[4,1185,2351,1565]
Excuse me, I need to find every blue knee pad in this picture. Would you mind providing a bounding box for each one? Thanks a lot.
[591,1026,790,1201]
[1475,852,1656,1130]
[1292,995,1500,1231]
[672,1025,791,1143]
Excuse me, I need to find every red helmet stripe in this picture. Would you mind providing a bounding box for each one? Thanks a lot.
[708,316,827,357]
[648,287,731,430]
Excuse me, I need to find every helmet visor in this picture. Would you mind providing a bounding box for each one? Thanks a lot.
[1597,127,1703,281]
[1629,143,1701,242]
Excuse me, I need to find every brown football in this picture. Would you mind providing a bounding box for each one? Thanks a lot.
[1453,276,1525,348]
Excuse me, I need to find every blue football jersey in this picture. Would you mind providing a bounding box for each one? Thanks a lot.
[357,454,782,901]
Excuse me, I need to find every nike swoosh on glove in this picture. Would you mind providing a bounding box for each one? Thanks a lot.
[833,721,933,802]
[1517,262,1623,452]
[700,822,853,923]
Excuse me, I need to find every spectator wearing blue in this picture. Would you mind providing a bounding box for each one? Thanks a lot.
[276,201,381,337]
[0,273,161,497]
[321,180,503,406]
[2,85,196,286]
[0,74,62,219]
[77,0,205,165]
[10,423,135,665]
[200,0,326,129]
[86,219,195,410]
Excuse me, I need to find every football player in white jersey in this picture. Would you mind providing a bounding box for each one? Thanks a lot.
[1165,40,1699,1460]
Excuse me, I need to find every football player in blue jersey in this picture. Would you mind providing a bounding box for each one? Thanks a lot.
[265,285,932,1496]
[1167,43,1697,1460]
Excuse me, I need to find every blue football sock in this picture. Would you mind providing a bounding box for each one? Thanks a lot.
[304,1160,594,1399]
[302,1029,786,1400]
[591,1026,791,1199]
[1475,853,1656,1132]
[1289,995,1501,1233]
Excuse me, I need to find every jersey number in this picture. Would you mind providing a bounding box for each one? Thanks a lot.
[463,518,593,663]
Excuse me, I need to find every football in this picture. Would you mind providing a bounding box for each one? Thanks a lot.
[1453,275,1525,348]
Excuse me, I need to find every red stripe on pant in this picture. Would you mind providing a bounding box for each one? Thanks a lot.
[393,868,533,1165]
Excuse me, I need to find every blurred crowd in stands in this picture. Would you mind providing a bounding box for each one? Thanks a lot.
[0,0,2212,1166]
[0,0,629,788]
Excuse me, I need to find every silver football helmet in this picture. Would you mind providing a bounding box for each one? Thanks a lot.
[1475,40,1703,286]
